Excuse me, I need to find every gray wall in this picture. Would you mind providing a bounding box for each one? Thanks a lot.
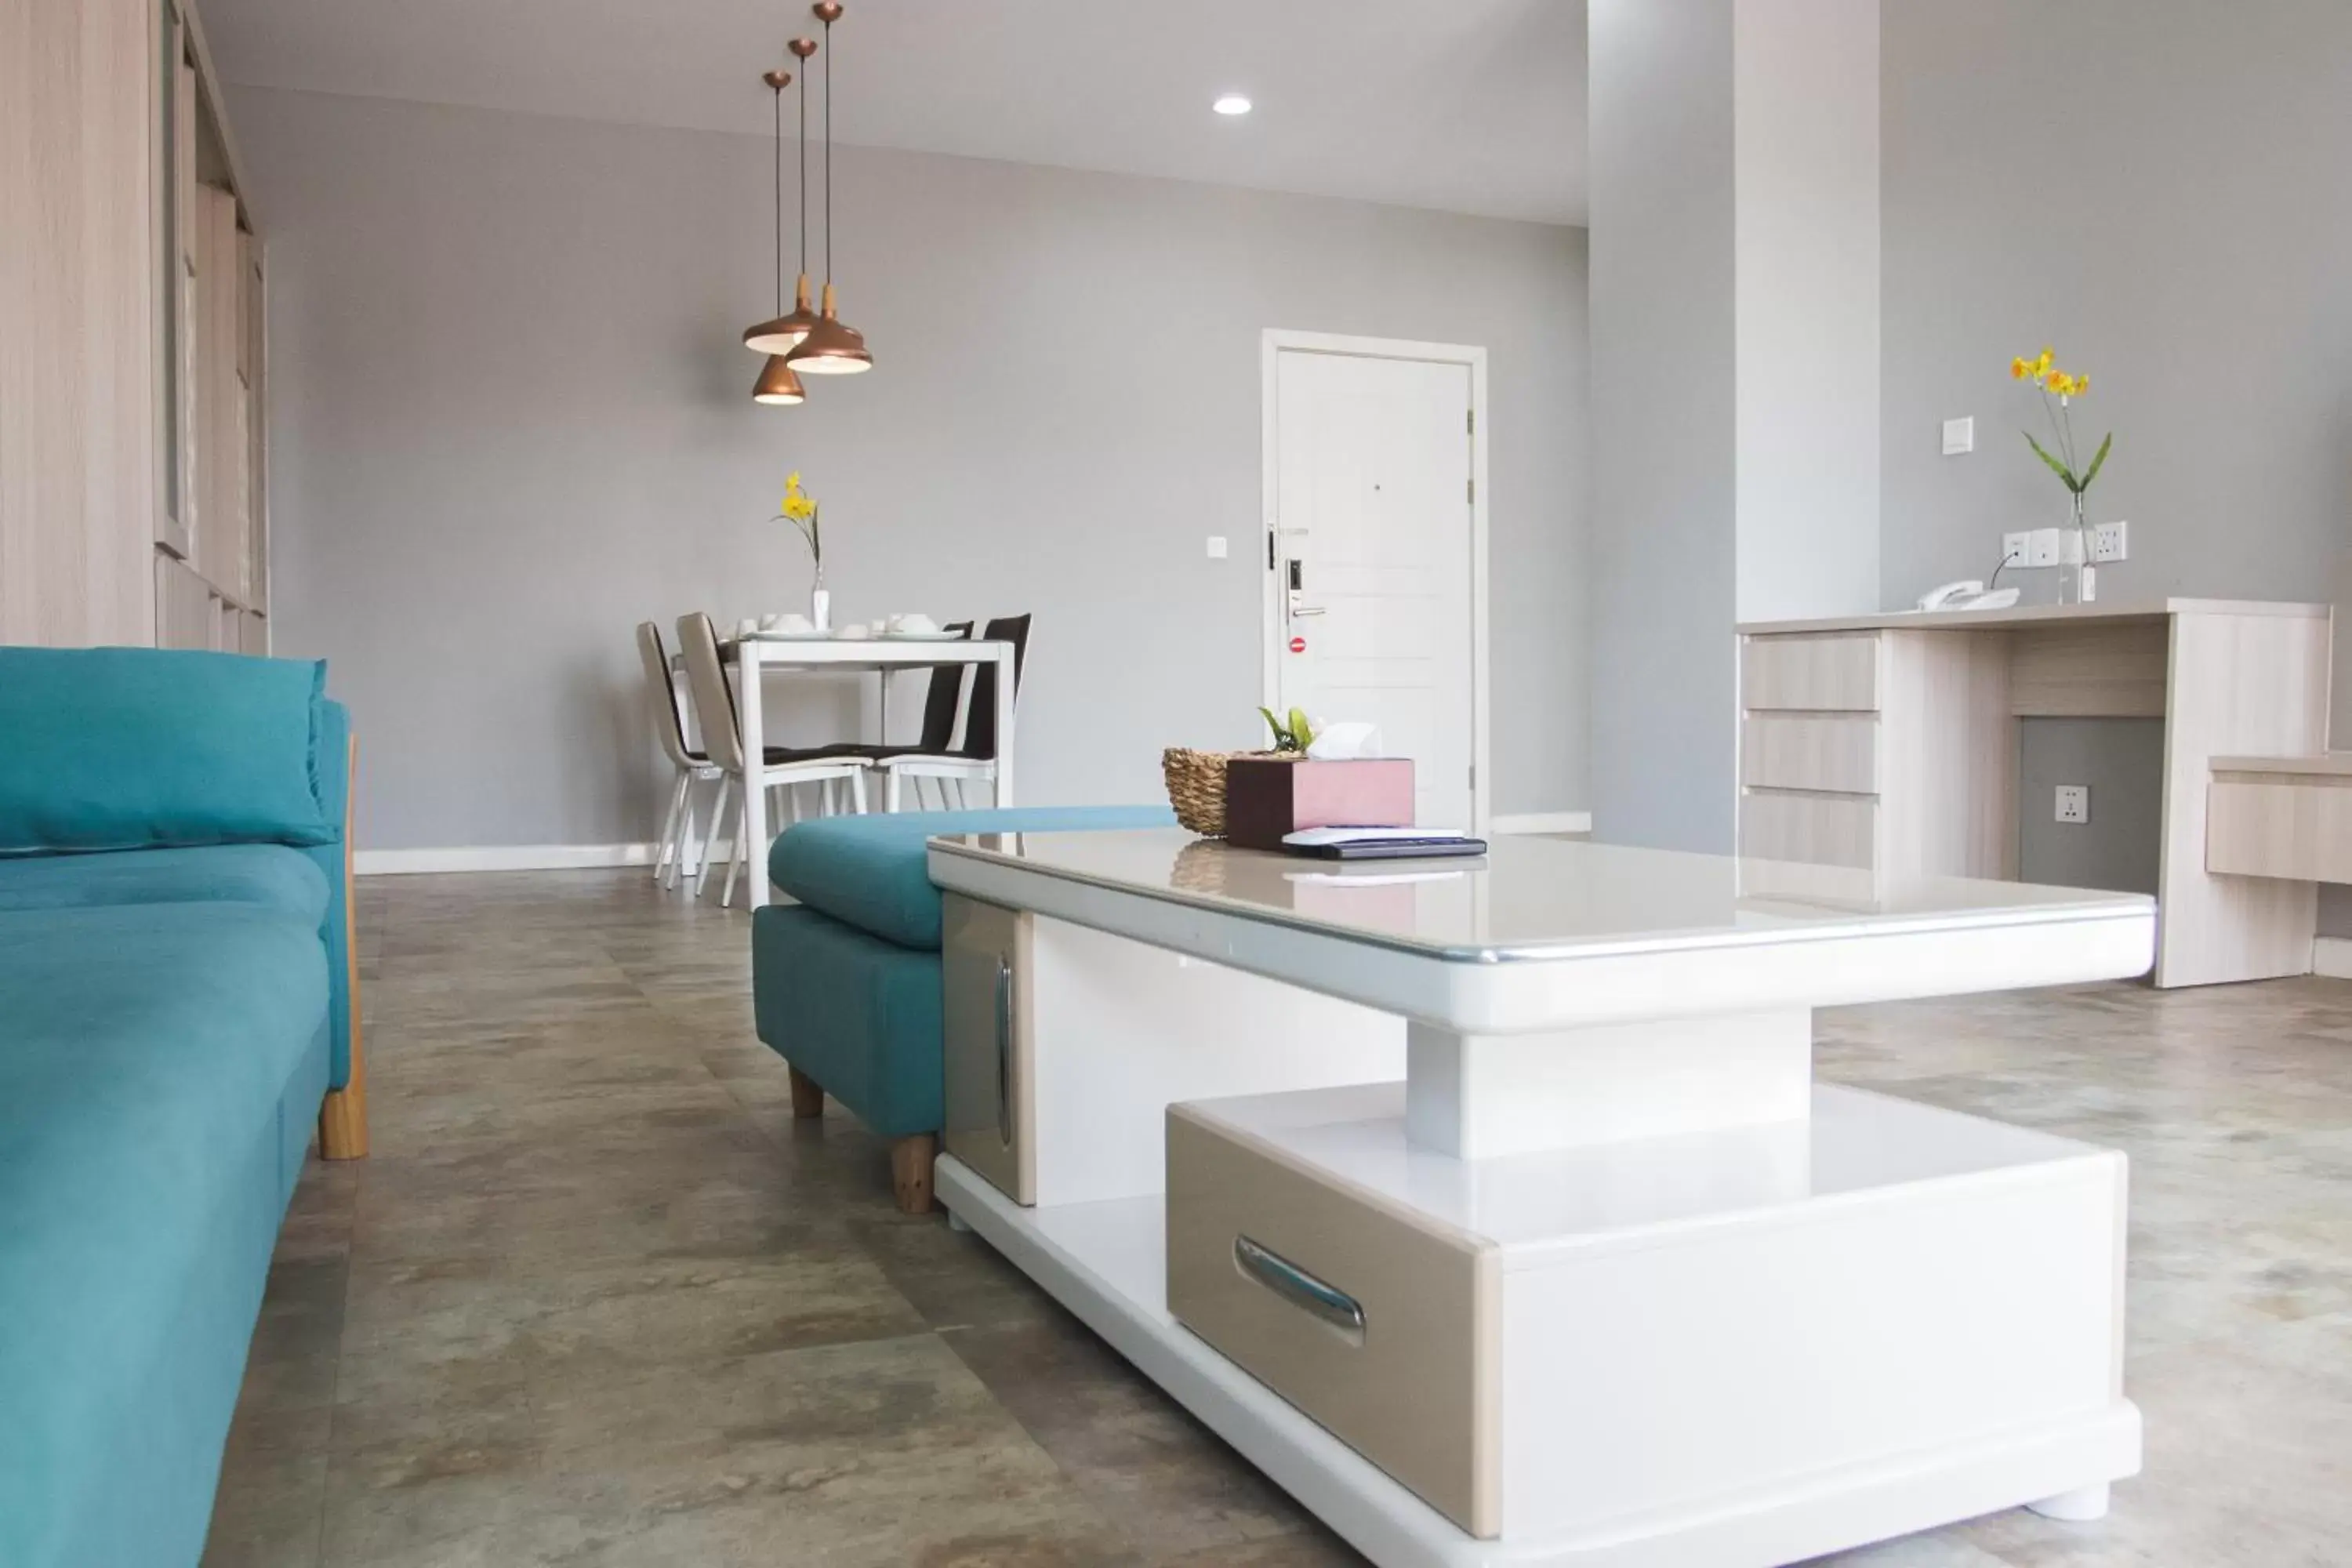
[1587,0,1738,852]
[1882,0,2352,934]
[2016,719,2165,896]
[233,86,1590,851]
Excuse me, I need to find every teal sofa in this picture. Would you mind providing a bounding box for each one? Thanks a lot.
[753,805,1173,1210]
[0,647,361,1568]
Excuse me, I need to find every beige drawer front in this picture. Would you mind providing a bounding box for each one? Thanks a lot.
[2208,778,2352,883]
[942,893,1034,1204]
[1166,1105,1500,1537]
[1741,713,1878,794]
[1741,633,1882,712]
[1740,789,1878,870]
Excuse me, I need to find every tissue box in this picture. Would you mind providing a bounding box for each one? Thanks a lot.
[1224,757,1415,851]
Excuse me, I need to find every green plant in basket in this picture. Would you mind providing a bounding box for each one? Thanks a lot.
[1258,706,1316,753]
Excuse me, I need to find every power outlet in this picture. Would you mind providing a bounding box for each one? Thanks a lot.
[2002,531,2031,570]
[2055,785,2090,825]
[2026,528,2063,568]
[2091,520,2129,562]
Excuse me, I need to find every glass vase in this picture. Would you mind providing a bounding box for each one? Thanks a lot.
[2057,492,2094,604]
[809,572,831,632]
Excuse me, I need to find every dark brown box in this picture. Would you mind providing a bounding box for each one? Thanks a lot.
[1223,757,1417,850]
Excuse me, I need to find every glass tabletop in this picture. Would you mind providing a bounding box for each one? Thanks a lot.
[928,828,2153,963]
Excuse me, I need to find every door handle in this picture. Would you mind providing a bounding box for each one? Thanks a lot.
[1232,1235,1365,1343]
[992,956,1014,1147]
[1287,605,1327,618]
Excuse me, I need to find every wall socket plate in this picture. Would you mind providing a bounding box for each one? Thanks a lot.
[1205,535,1228,559]
[2091,520,2129,562]
[2002,531,2031,569]
[2025,528,2062,567]
[1942,416,1975,456]
[2055,784,2090,825]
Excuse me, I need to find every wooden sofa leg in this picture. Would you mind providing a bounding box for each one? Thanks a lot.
[891,1134,936,1214]
[320,730,370,1160]
[788,1065,827,1119]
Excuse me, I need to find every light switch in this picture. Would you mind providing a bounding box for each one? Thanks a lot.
[1941,416,1975,456]
[1205,535,1228,559]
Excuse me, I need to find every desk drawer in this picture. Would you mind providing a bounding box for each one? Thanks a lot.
[2208,777,2352,883]
[1740,789,1878,870]
[1742,633,1881,712]
[1166,1104,1500,1537]
[1741,713,1878,793]
[942,893,1034,1203]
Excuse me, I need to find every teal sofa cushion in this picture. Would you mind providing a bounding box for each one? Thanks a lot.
[0,901,331,1568]
[770,805,1174,951]
[0,647,335,852]
[753,905,946,1138]
[0,843,328,926]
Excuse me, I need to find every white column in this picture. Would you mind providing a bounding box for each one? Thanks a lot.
[1402,1008,1813,1159]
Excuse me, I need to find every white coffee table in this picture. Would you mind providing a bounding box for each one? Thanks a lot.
[925,829,2154,1567]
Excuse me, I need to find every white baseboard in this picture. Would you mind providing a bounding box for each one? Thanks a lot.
[2314,935,2352,980]
[1487,811,1593,837]
[355,841,735,876]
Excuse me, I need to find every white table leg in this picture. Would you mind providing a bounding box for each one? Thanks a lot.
[878,667,892,748]
[739,640,770,909]
[1403,1009,1813,1159]
[993,644,1017,805]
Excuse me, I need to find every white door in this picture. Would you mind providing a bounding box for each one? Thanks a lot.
[1269,346,1478,829]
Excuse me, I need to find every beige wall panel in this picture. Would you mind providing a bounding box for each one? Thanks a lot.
[1,0,158,646]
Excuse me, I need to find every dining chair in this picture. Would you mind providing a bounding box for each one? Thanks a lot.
[674,612,870,906]
[869,613,1030,811]
[635,621,724,890]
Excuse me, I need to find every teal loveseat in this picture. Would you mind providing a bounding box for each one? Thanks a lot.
[0,647,362,1568]
[752,805,1172,1210]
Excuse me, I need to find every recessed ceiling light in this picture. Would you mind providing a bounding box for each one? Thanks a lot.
[1213,93,1252,117]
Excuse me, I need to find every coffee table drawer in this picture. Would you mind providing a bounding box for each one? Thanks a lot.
[942,893,1034,1203]
[1165,1104,1501,1537]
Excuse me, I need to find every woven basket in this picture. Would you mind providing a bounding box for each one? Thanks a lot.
[1161,747,1305,837]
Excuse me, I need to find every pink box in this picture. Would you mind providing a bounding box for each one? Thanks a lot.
[1223,757,1417,850]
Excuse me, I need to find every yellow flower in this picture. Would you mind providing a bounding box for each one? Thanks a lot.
[2010,356,2033,381]
[2035,347,2053,377]
[781,471,817,521]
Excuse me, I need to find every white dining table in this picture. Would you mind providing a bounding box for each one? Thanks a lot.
[730,633,1018,909]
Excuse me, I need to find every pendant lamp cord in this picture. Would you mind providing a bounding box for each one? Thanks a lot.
[798,49,810,281]
[772,83,784,316]
[822,12,833,287]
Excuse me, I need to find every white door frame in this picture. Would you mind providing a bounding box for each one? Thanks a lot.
[1260,328,1492,833]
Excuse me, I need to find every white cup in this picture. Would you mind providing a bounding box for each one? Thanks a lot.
[774,612,814,635]
[837,622,873,640]
[895,612,938,635]
[735,617,760,638]
[757,612,786,632]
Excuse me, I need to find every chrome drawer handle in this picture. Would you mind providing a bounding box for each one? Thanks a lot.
[993,956,1013,1147]
[1233,1235,1364,1344]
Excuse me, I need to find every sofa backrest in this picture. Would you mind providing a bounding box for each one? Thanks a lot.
[0,648,339,854]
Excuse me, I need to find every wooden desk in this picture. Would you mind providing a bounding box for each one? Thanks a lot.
[1737,600,2334,987]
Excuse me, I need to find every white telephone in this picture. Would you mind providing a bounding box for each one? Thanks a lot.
[1915,579,2021,612]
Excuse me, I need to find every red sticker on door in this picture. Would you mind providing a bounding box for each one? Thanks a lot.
[1288,635,1307,654]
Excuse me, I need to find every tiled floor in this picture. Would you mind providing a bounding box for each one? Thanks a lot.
[205,870,2352,1567]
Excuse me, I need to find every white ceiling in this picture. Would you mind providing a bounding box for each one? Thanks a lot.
[199,0,1589,224]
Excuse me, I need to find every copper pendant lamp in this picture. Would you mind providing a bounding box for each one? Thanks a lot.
[785,1,873,375]
[747,69,808,402]
[753,353,804,405]
[744,43,822,358]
